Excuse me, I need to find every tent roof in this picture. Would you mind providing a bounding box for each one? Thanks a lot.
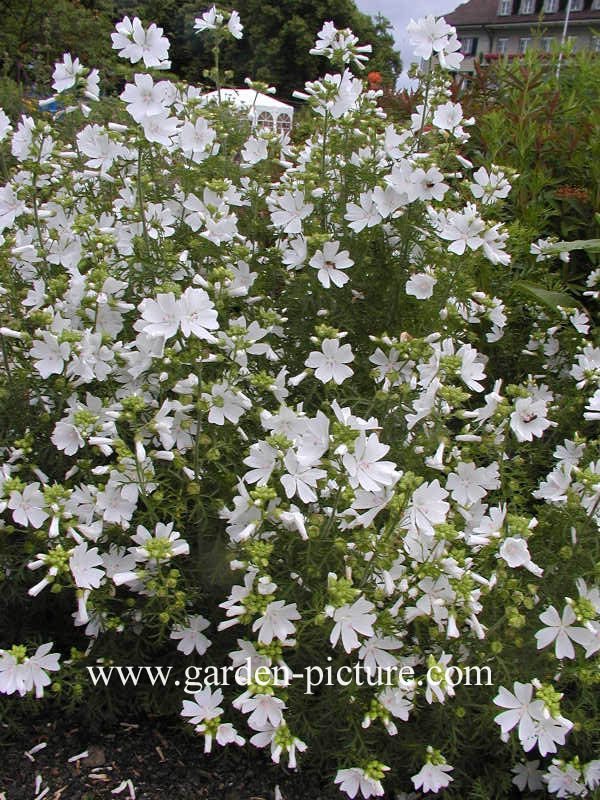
[203,88,293,113]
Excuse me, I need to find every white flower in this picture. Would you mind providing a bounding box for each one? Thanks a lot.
[30,332,70,378]
[269,190,313,234]
[0,185,26,232]
[309,241,353,288]
[0,109,11,142]
[8,483,48,528]
[240,693,285,730]
[510,396,555,442]
[52,53,84,93]
[544,762,586,798]
[138,293,182,339]
[179,287,219,341]
[252,600,301,644]
[407,16,454,60]
[204,383,252,426]
[121,74,170,122]
[170,615,211,655]
[345,191,381,232]
[403,480,449,538]
[512,760,544,792]
[470,166,511,204]
[334,766,387,798]
[343,432,399,492]
[406,272,436,299]
[584,760,600,790]
[243,441,279,486]
[124,18,170,68]
[194,6,224,34]
[69,542,105,589]
[0,642,60,698]
[446,461,499,507]
[330,596,376,653]
[181,687,223,725]
[499,537,543,576]
[535,605,595,660]
[493,682,545,744]
[280,449,326,504]
[411,759,454,793]
[227,10,244,39]
[241,136,268,165]
[305,338,354,385]
[435,203,485,255]
[432,100,464,132]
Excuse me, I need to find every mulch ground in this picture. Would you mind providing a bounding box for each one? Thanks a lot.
[0,711,342,800]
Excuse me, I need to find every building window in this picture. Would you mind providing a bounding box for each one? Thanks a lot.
[461,37,478,55]
[570,0,584,9]
[276,113,291,134]
[497,38,509,54]
[498,0,513,15]
[257,111,274,130]
[592,0,600,10]
[543,0,559,12]
[520,37,532,53]
[520,0,535,12]
[541,36,554,52]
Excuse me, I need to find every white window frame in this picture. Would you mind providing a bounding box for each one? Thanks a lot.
[498,0,513,15]
[541,36,554,52]
[520,36,532,53]
[497,37,509,54]
[276,113,291,134]
[461,37,475,54]
[520,0,535,13]
[570,0,584,10]
[256,111,274,130]
[543,0,559,12]
[593,0,600,10]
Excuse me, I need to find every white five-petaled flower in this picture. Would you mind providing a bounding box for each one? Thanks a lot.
[411,759,454,794]
[0,642,60,698]
[252,600,301,644]
[334,766,388,798]
[69,542,105,589]
[330,596,376,653]
[510,396,555,442]
[309,241,353,288]
[269,190,313,234]
[535,605,595,660]
[8,483,48,528]
[305,338,354,385]
[52,53,84,93]
[170,615,211,655]
[343,432,398,492]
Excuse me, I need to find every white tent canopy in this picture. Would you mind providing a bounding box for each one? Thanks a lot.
[202,88,294,133]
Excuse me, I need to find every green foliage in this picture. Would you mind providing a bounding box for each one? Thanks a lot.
[458,44,600,285]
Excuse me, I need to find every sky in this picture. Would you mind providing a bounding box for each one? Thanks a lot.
[354,0,469,87]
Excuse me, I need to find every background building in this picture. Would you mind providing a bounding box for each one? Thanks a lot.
[445,0,600,76]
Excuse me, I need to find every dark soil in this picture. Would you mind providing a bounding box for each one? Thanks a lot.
[0,711,341,800]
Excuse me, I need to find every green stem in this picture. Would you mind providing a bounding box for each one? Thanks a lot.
[137,145,151,256]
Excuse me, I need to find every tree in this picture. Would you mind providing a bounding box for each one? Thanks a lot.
[115,0,402,99]
[0,0,402,102]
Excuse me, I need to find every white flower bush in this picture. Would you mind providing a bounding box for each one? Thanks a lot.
[1,8,600,799]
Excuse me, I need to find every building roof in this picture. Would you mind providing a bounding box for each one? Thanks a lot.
[446,0,600,26]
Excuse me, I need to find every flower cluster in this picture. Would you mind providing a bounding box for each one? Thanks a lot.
[0,10,599,800]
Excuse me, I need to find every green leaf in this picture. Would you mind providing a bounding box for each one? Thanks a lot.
[543,239,600,254]
[515,281,578,310]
